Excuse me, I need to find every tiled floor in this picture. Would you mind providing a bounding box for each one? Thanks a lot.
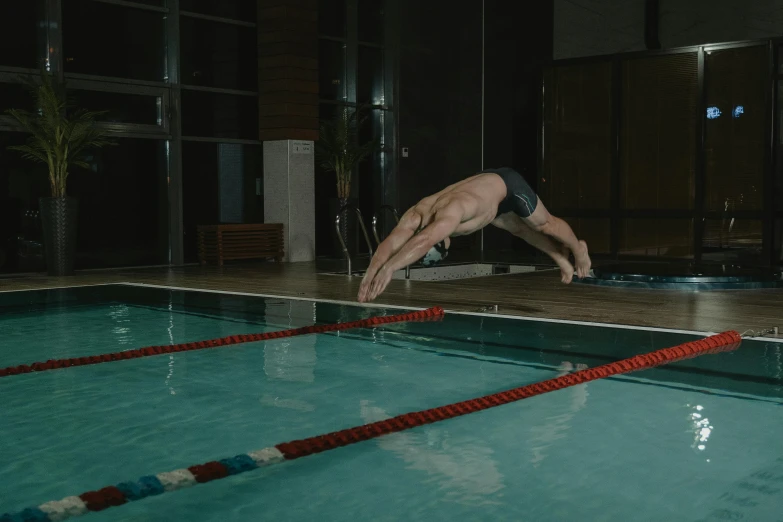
[2,255,782,339]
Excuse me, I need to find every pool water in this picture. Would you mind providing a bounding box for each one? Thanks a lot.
[1,284,781,522]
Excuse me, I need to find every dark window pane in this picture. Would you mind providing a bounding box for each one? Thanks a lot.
[562,218,611,254]
[319,102,339,124]
[703,219,763,264]
[319,39,346,101]
[181,90,258,139]
[180,16,258,91]
[358,107,386,148]
[63,0,166,81]
[777,83,783,206]
[0,82,36,115]
[182,142,263,262]
[358,0,383,44]
[315,103,343,256]
[68,90,162,126]
[357,108,389,254]
[0,1,41,69]
[0,132,49,273]
[120,0,166,5]
[621,53,699,210]
[619,219,693,258]
[541,62,613,211]
[358,46,384,105]
[67,138,169,268]
[779,45,783,74]
[180,0,256,22]
[318,0,346,38]
[705,46,767,212]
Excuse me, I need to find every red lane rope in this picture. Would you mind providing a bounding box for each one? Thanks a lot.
[275,330,742,460]
[3,329,743,521]
[0,306,445,379]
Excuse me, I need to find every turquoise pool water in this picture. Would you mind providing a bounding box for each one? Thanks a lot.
[1,284,781,522]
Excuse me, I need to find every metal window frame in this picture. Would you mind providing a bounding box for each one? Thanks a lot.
[182,136,261,145]
[81,0,169,13]
[180,85,258,97]
[64,72,169,89]
[543,36,782,268]
[3,0,269,269]
[180,10,256,28]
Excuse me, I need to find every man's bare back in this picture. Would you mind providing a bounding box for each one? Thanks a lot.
[404,173,507,237]
[357,168,591,303]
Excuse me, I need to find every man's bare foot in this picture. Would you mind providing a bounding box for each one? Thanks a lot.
[555,244,575,284]
[573,240,591,279]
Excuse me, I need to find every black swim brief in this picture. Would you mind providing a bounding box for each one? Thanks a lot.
[481,167,539,219]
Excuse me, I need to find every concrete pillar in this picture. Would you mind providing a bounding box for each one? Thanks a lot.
[263,139,315,262]
[258,0,318,262]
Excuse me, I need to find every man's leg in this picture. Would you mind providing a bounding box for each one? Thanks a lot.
[491,213,576,283]
[522,200,591,279]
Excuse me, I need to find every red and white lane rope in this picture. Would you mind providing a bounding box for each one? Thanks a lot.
[1,330,742,521]
[0,306,445,379]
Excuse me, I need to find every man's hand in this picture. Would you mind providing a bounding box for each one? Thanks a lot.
[357,272,374,303]
[357,266,393,303]
[366,266,394,302]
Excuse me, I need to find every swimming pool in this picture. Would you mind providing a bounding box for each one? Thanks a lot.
[1,284,781,521]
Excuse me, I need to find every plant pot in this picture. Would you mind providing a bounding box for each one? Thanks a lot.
[39,196,78,276]
[329,197,358,258]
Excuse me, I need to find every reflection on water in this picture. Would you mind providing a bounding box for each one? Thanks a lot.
[688,404,713,456]
[528,361,589,467]
[263,301,318,383]
[108,304,133,345]
[360,400,506,506]
[165,297,177,395]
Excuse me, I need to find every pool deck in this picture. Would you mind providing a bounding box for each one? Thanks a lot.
[2,255,782,339]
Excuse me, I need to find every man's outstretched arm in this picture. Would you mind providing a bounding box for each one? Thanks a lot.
[362,208,461,302]
[358,211,421,302]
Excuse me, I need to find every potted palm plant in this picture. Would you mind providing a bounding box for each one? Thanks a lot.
[316,105,379,256]
[5,68,113,276]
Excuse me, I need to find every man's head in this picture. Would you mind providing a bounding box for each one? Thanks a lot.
[421,237,450,267]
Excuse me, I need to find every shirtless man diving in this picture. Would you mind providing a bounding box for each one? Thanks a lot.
[357,167,591,303]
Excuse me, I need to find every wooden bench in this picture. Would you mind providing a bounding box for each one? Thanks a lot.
[197,223,284,266]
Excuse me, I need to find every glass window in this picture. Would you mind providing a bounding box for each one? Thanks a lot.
[619,219,694,258]
[181,91,258,140]
[542,63,613,211]
[777,83,783,206]
[358,0,384,44]
[561,218,611,254]
[704,46,768,212]
[66,138,169,269]
[702,219,763,264]
[357,107,388,253]
[67,90,163,126]
[0,1,41,69]
[0,131,49,274]
[182,142,262,262]
[358,107,386,149]
[358,46,384,105]
[63,0,166,81]
[181,0,256,22]
[123,0,166,6]
[0,82,36,115]
[318,0,346,38]
[621,53,699,210]
[180,16,258,91]
[319,39,346,101]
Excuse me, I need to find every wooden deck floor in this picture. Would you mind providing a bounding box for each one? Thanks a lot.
[2,259,782,338]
